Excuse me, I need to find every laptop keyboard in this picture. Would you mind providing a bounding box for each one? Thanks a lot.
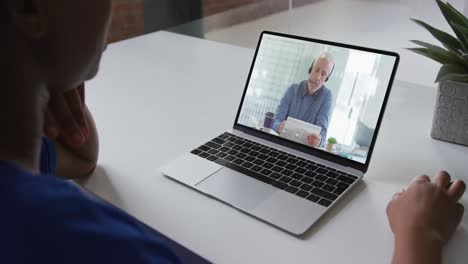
[190,132,358,207]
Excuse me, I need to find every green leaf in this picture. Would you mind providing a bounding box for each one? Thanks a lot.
[461,52,468,64]
[435,64,468,82]
[410,18,463,53]
[410,40,448,51]
[435,0,468,50]
[407,47,464,65]
[445,1,468,27]
[410,40,468,67]
[436,73,468,83]
[450,23,468,51]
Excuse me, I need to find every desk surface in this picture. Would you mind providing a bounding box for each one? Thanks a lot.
[82,31,468,264]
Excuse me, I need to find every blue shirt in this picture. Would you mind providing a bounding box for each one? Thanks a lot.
[39,136,57,174]
[272,80,333,146]
[1,138,180,263]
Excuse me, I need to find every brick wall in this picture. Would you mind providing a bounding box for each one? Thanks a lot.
[107,0,319,42]
[203,0,321,18]
[203,0,259,16]
[108,0,144,43]
[202,0,288,32]
[108,0,254,42]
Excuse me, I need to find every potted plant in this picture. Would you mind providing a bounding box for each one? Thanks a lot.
[409,0,468,146]
[326,137,337,152]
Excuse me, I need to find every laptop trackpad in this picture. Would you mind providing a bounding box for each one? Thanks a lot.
[196,168,276,211]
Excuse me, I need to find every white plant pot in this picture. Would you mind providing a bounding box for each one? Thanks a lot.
[431,80,468,146]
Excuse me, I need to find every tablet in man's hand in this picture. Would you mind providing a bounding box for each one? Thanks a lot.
[280,117,322,146]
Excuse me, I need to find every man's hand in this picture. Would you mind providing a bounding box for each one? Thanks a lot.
[278,121,286,134]
[44,84,99,179]
[307,134,321,148]
[387,171,465,264]
[45,84,89,146]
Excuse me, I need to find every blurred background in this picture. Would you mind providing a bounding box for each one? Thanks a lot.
[108,0,317,43]
[107,0,468,88]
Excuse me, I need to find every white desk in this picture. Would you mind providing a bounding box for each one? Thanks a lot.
[82,31,468,263]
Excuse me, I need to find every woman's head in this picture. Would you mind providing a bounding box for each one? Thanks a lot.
[5,0,112,92]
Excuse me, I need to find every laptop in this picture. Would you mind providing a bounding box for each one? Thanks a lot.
[160,31,399,235]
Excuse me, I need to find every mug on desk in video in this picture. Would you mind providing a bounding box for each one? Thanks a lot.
[263,112,275,129]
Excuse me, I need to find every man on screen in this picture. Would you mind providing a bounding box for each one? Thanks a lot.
[272,52,334,147]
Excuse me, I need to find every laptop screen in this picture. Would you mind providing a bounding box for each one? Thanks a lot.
[236,32,398,165]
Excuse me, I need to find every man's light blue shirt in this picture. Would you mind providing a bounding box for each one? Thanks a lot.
[272,80,333,146]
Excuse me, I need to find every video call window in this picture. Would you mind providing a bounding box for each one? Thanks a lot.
[237,34,397,164]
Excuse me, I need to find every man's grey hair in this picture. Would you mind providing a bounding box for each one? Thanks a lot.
[316,52,335,66]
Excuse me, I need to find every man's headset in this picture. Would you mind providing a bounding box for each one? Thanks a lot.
[308,59,335,82]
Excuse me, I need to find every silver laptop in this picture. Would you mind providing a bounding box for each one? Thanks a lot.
[160,31,399,235]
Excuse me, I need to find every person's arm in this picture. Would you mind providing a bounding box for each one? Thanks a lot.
[387,172,466,264]
[54,105,98,179]
[272,85,294,133]
[392,230,442,264]
[311,90,333,147]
